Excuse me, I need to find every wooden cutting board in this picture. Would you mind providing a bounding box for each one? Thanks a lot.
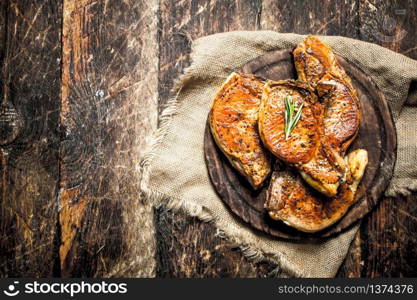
[204,49,397,240]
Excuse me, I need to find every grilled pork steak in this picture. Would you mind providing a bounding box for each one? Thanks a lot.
[265,149,368,233]
[258,80,343,197]
[263,36,367,230]
[208,36,367,233]
[294,36,361,154]
[209,72,271,189]
[293,35,355,91]
[317,74,361,153]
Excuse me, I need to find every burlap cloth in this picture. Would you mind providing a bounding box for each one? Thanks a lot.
[140,31,417,277]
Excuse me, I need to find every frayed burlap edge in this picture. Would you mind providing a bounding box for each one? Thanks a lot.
[386,179,417,197]
[139,58,309,277]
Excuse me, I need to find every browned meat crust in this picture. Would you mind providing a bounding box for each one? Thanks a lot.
[265,149,368,233]
[264,36,367,231]
[209,72,271,189]
[317,74,361,153]
[294,36,361,153]
[258,80,343,196]
[293,35,355,91]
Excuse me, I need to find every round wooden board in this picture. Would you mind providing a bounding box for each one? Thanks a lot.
[204,49,397,240]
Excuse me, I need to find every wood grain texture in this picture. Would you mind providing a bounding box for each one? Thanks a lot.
[1,0,416,278]
[158,0,261,113]
[354,0,417,278]
[155,207,282,278]
[155,0,271,277]
[358,0,416,57]
[260,0,359,37]
[58,0,158,277]
[0,0,62,277]
[205,49,396,239]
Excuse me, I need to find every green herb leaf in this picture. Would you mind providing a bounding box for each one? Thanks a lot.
[284,97,290,138]
[284,97,303,140]
[291,103,304,132]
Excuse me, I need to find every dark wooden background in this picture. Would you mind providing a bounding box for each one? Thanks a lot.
[1,0,416,277]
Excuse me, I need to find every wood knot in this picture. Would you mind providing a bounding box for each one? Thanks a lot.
[0,104,24,145]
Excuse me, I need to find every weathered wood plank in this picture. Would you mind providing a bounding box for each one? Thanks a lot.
[0,1,5,64]
[0,0,62,277]
[358,0,417,59]
[59,0,158,277]
[158,0,262,112]
[356,0,417,277]
[155,208,279,277]
[260,0,359,37]
[155,0,273,277]
[1,0,415,278]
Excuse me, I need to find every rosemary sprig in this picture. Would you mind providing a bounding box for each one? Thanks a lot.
[284,97,304,140]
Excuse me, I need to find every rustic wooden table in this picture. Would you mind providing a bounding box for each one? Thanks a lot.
[1,0,416,277]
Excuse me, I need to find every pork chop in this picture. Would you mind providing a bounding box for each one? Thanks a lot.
[294,36,361,153]
[293,35,355,91]
[317,74,361,153]
[265,149,368,233]
[209,72,271,189]
[258,80,343,196]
